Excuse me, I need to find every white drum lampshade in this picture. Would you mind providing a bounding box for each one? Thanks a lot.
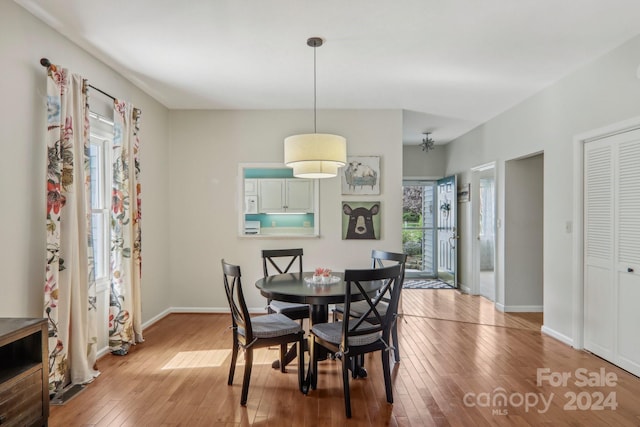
[284,133,346,179]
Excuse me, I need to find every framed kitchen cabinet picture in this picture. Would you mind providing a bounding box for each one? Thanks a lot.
[341,156,380,195]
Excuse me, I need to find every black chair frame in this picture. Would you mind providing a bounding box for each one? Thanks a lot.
[222,259,305,405]
[308,263,404,418]
[333,250,406,364]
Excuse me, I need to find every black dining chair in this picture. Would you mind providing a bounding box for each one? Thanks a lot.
[262,249,310,323]
[222,259,305,405]
[307,263,404,418]
[333,250,407,364]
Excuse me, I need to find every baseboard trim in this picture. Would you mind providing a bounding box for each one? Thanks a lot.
[458,284,471,294]
[168,306,228,314]
[143,307,173,329]
[495,303,543,312]
[541,325,574,347]
[97,347,110,359]
[141,306,264,327]
[458,285,473,295]
[169,306,265,314]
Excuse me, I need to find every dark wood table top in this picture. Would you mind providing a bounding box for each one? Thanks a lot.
[255,272,381,306]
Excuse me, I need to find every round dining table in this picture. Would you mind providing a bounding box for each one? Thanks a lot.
[255,271,382,326]
[255,271,383,371]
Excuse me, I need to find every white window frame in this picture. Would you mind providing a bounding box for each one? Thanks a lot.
[89,112,113,292]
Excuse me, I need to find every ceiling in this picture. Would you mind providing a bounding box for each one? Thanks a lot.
[16,0,640,145]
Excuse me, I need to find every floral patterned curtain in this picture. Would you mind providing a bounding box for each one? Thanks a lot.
[44,64,99,395]
[109,100,143,355]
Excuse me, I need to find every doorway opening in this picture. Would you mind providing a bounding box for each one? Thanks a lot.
[471,163,496,301]
[402,177,458,287]
[503,153,544,312]
[479,174,496,298]
[402,180,436,279]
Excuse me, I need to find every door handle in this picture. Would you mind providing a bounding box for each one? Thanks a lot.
[628,267,635,273]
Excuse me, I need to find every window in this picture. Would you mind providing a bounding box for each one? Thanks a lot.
[89,112,113,283]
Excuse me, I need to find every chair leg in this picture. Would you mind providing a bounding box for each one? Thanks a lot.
[228,340,239,385]
[351,356,358,379]
[280,343,287,373]
[342,355,352,418]
[309,335,317,390]
[357,354,365,374]
[297,334,305,393]
[392,322,400,363]
[240,349,253,406]
[381,348,393,404]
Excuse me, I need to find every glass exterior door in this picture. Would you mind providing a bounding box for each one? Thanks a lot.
[402,181,436,278]
[436,175,458,287]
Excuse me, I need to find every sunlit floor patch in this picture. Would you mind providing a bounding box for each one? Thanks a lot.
[161,347,282,370]
[161,349,232,370]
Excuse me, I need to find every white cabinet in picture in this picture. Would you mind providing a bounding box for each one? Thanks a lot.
[258,179,314,213]
[285,179,314,212]
[244,179,258,196]
[258,179,285,212]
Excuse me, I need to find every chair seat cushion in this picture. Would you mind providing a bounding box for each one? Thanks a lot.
[311,320,380,347]
[269,300,309,315]
[239,313,302,338]
[336,300,388,317]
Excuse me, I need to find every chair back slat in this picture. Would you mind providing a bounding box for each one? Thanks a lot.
[371,249,407,271]
[222,259,252,340]
[262,248,303,277]
[342,264,403,350]
[370,250,407,303]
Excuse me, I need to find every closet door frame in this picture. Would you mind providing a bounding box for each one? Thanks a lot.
[573,116,640,350]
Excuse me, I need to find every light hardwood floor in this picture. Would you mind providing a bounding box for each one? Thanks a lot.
[50,290,640,426]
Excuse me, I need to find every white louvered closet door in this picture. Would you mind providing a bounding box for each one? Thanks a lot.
[584,129,640,377]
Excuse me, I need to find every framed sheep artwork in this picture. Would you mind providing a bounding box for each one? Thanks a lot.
[342,201,381,240]
[341,156,380,195]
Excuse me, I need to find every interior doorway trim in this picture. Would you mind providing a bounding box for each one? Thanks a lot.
[471,162,496,173]
[572,115,640,350]
[470,161,497,297]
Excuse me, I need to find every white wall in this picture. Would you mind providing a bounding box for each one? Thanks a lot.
[403,144,446,178]
[445,34,640,343]
[12,0,640,347]
[0,1,172,322]
[168,109,404,310]
[2,1,403,324]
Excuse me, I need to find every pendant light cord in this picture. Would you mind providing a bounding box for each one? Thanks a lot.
[306,37,323,134]
[313,43,317,133]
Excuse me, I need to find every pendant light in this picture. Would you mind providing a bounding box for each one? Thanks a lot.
[421,132,435,152]
[284,37,347,179]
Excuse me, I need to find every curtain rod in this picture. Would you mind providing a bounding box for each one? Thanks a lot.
[40,58,141,116]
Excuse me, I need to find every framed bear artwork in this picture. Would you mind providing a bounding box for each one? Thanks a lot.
[341,201,381,240]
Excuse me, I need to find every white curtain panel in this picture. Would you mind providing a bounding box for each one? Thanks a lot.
[44,64,99,395]
[109,100,144,354]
